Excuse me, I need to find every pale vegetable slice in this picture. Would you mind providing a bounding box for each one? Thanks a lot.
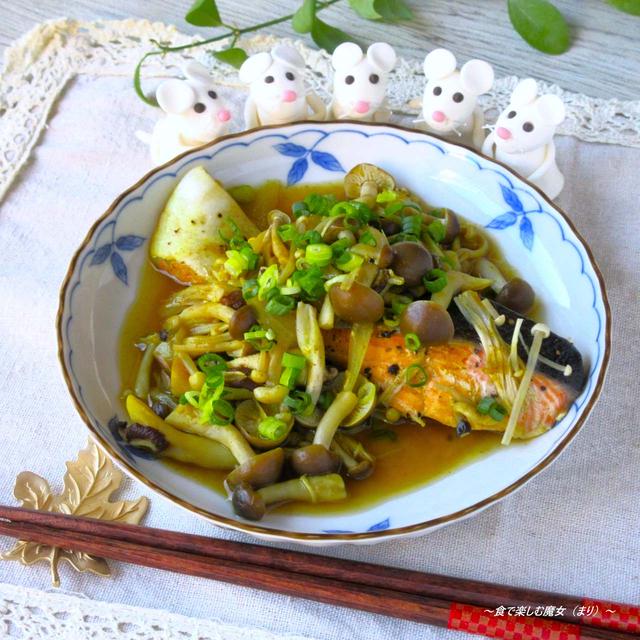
[150,166,259,284]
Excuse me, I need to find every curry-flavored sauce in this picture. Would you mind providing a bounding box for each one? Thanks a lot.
[119,180,502,516]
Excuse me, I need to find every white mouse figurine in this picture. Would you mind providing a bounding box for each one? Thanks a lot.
[239,45,326,127]
[482,78,566,199]
[138,61,233,165]
[329,42,397,121]
[420,48,494,149]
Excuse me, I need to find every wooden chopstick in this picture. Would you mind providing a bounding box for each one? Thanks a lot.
[0,507,636,639]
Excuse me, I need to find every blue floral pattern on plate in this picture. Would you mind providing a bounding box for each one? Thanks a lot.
[90,230,146,285]
[273,132,345,185]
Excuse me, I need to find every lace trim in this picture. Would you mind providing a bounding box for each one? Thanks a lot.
[0,582,318,640]
[1,18,639,202]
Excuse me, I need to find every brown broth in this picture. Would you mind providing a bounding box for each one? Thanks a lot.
[119,180,502,516]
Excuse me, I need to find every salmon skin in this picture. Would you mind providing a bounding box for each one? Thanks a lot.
[324,303,585,440]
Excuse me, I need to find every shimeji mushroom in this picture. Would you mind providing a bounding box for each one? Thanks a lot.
[344,163,395,207]
[125,395,236,469]
[476,258,535,314]
[166,404,284,489]
[330,432,374,480]
[430,270,493,310]
[231,474,347,521]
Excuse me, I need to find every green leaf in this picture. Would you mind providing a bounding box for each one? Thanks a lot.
[185,0,222,27]
[310,18,353,53]
[349,0,382,20]
[373,0,414,20]
[213,47,248,68]
[606,0,640,15]
[293,0,316,33]
[508,0,570,54]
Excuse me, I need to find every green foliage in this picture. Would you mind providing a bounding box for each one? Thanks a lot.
[507,0,570,54]
[311,18,354,52]
[606,0,640,15]
[212,47,248,68]
[292,0,317,33]
[373,0,413,20]
[185,0,222,27]
[348,0,382,19]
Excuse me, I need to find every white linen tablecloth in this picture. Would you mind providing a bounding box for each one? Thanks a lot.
[0,53,639,640]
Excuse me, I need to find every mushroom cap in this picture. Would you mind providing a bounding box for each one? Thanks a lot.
[400,300,455,346]
[390,241,434,287]
[329,282,385,325]
[344,163,395,199]
[122,423,169,455]
[496,277,535,314]
[290,444,342,476]
[231,483,266,520]
[226,447,285,489]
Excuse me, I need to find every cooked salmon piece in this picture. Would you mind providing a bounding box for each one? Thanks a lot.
[324,307,584,440]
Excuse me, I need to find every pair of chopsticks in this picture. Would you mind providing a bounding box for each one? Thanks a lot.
[0,506,637,640]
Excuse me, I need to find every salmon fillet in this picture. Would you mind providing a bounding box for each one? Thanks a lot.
[324,327,573,439]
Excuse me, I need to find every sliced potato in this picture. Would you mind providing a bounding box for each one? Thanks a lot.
[150,166,259,284]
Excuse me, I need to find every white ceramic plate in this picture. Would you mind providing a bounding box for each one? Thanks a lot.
[57,122,610,545]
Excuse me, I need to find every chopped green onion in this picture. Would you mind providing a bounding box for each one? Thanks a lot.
[277,223,298,243]
[335,251,364,272]
[283,390,313,416]
[427,220,446,243]
[280,283,301,296]
[406,364,428,387]
[279,367,301,389]
[295,230,323,248]
[404,333,421,352]
[239,245,259,270]
[292,266,325,301]
[384,201,405,218]
[402,214,422,238]
[376,190,397,203]
[180,390,200,407]
[242,278,259,300]
[258,264,279,300]
[201,397,234,425]
[292,201,308,218]
[197,353,227,374]
[282,352,306,370]
[223,250,249,277]
[304,193,336,216]
[305,243,333,267]
[265,293,295,316]
[429,208,445,218]
[423,268,448,294]
[244,325,275,351]
[489,403,507,421]
[390,294,411,316]
[257,416,288,440]
[359,229,377,246]
[476,396,495,415]
[318,390,335,411]
[330,237,352,258]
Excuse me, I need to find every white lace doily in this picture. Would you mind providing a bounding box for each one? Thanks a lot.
[0,583,316,640]
[1,18,639,202]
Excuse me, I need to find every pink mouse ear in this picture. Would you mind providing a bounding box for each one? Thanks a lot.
[460,59,494,95]
[238,52,273,84]
[156,79,196,114]
[423,48,456,80]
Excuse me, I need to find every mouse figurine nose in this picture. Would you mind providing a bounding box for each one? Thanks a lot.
[282,90,298,103]
[496,126,512,140]
[217,109,231,122]
[355,100,370,114]
[432,110,446,123]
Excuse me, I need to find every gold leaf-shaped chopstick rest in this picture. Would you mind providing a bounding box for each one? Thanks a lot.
[1,439,148,586]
